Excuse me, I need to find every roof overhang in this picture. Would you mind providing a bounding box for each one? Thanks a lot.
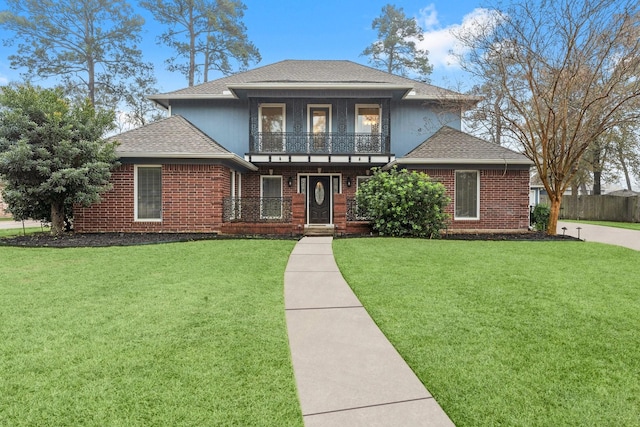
[384,157,534,169]
[147,94,235,109]
[117,151,258,171]
[227,82,413,98]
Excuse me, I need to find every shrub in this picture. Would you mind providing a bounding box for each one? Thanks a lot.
[532,204,551,231]
[356,167,450,238]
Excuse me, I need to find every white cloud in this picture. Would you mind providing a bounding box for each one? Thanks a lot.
[416,6,501,71]
[0,75,8,85]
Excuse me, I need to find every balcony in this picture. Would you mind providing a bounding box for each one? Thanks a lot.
[248,132,391,155]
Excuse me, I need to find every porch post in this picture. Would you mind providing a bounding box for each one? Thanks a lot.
[333,193,347,235]
[292,193,305,235]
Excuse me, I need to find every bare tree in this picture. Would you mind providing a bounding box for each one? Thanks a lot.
[455,0,640,234]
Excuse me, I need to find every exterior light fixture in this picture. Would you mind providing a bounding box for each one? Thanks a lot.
[346,177,352,187]
[288,176,293,187]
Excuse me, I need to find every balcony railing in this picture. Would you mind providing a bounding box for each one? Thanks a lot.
[346,198,371,221]
[249,132,391,155]
[223,197,292,223]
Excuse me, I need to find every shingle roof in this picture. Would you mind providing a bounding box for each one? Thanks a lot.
[149,60,477,106]
[397,126,532,165]
[109,115,256,170]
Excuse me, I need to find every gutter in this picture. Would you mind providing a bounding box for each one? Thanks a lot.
[384,157,534,170]
[116,151,258,171]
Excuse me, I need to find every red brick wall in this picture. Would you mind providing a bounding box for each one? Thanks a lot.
[75,163,229,233]
[75,163,530,234]
[422,168,531,231]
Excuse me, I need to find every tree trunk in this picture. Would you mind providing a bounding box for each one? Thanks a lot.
[593,170,602,195]
[188,5,196,87]
[617,147,633,190]
[547,194,563,236]
[50,202,66,236]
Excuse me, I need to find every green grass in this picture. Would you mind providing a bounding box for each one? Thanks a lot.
[0,240,302,426]
[333,238,640,426]
[562,219,640,231]
[0,227,49,238]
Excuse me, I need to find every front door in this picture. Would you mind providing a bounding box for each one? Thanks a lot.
[308,176,331,224]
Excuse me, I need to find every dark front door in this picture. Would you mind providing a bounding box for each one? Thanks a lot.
[309,176,331,224]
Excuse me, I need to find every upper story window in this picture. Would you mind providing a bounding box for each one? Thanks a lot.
[259,103,285,152]
[356,104,381,152]
[356,104,381,134]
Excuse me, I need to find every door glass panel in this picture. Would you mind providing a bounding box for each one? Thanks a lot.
[314,181,325,205]
[312,110,327,133]
[310,108,329,152]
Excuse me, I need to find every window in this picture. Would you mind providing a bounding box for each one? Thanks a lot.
[355,104,381,152]
[135,166,162,221]
[259,104,285,152]
[261,176,282,218]
[455,171,479,219]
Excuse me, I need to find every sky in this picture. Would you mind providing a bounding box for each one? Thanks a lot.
[0,0,488,93]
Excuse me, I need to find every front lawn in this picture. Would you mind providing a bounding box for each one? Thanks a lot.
[333,238,640,426]
[0,240,302,426]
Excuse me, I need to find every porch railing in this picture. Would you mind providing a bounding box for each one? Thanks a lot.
[223,197,292,223]
[249,132,391,155]
[346,198,371,221]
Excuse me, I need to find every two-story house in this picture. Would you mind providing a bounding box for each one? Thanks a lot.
[74,60,533,235]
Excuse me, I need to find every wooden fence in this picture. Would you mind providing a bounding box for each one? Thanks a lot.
[560,195,640,222]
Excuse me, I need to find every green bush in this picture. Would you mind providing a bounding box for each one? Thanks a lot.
[356,167,450,238]
[532,204,551,231]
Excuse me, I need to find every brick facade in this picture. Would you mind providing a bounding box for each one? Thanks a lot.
[74,163,229,233]
[422,168,531,232]
[75,163,531,235]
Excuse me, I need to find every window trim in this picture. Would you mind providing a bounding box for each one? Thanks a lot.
[260,175,283,219]
[134,165,162,222]
[454,170,480,220]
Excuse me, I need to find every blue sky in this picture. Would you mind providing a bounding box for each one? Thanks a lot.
[0,0,487,93]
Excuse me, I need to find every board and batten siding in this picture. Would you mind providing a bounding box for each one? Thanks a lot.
[171,99,250,156]
[390,100,462,157]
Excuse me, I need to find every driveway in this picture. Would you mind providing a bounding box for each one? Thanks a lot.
[557,221,640,251]
[0,220,46,230]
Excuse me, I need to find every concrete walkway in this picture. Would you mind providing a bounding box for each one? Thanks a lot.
[284,237,453,427]
[558,221,640,251]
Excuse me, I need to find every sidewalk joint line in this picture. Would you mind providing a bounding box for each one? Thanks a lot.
[303,397,434,418]
[286,305,363,311]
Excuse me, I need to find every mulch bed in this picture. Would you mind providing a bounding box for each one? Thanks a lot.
[0,232,222,248]
[443,232,581,241]
[0,230,581,248]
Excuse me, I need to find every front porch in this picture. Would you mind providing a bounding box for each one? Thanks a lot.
[220,193,371,236]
